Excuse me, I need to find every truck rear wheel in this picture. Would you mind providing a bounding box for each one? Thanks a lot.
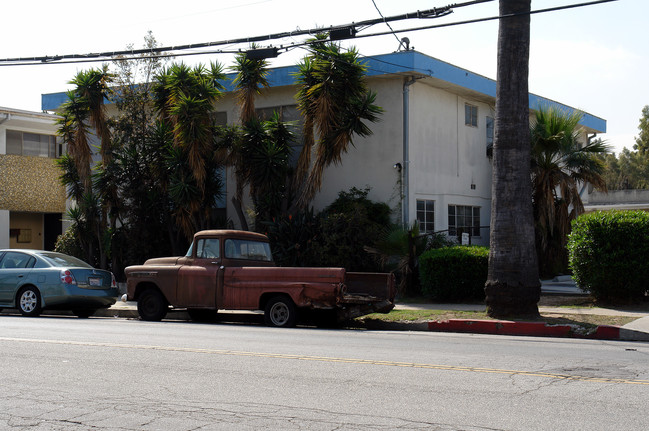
[137,289,168,321]
[264,296,297,328]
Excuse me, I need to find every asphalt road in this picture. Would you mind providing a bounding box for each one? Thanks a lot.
[1,314,648,430]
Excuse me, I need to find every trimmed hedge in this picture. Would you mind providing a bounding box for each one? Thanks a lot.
[419,246,489,301]
[568,210,649,302]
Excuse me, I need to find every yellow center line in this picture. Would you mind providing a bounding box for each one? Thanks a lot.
[2,336,648,386]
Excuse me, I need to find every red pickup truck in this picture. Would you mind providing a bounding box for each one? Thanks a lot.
[124,230,395,327]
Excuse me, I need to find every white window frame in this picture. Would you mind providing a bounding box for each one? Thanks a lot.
[448,205,481,237]
[416,199,435,233]
[465,103,478,127]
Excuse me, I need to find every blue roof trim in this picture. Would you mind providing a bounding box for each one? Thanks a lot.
[41,51,605,132]
[41,91,70,112]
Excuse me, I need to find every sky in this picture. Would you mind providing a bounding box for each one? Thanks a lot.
[1,0,645,154]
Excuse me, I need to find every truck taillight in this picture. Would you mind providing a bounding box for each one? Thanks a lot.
[111,274,117,288]
[60,270,77,285]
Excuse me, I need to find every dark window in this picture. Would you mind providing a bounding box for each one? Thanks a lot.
[465,104,478,127]
[486,116,494,157]
[6,129,62,158]
[0,251,34,269]
[212,111,228,126]
[416,199,435,233]
[448,205,481,237]
[224,239,272,261]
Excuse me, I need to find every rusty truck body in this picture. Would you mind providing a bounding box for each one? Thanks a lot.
[124,230,395,327]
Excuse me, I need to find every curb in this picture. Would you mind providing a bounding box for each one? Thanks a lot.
[427,319,649,341]
[4,308,649,342]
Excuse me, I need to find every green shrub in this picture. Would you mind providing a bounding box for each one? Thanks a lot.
[264,209,321,267]
[419,246,488,301]
[54,226,85,261]
[568,210,649,302]
[310,211,384,272]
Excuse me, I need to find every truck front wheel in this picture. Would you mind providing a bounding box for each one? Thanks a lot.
[137,289,168,321]
[264,296,297,328]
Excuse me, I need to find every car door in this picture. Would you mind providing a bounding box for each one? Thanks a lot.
[0,251,35,304]
[176,238,221,308]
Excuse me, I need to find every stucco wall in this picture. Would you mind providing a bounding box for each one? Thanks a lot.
[9,212,43,249]
[0,154,67,213]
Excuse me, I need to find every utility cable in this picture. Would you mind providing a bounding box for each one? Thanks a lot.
[0,0,617,67]
[0,1,480,66]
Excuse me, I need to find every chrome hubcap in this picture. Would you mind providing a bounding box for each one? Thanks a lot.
[20,291,37,312]
[270,303,289,325]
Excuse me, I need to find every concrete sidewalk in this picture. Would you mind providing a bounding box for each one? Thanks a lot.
[95,297,649,342]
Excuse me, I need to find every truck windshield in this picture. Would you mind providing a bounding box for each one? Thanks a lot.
[224,239,272,261]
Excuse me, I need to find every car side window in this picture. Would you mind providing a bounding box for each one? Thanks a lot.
[196,238,220,259]
[0,251,33,269]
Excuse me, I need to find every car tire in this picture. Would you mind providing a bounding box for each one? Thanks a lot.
[264,296,297,328]
[137,289,168,321]
[18,286,42,317]
[73,309,97,318]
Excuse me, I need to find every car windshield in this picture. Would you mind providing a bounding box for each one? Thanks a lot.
[39,253,93,268]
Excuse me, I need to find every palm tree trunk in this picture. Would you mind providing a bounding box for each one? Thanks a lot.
[485,0,540,317]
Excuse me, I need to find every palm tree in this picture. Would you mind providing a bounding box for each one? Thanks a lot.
[228,48,271,230]
[57,91,92,193]
[241,113,293,225]
[69,66,114,162]
[531,106,609,276]
[153,62,225,186]
[231,46,270,124]
[69,66,115,269]
[151,62,226,240]
[485,0,540,318]
[294,41,383,208]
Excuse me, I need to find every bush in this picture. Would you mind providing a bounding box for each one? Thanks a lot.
[265,187,391,271]
[264,209,321,267]
[310,211,384,272]
[54,226,85,261]
[419,246,488,301]
[568,210,649,302]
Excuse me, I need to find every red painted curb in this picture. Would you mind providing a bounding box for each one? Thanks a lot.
[590,325,620,340]
[428,319,619,339]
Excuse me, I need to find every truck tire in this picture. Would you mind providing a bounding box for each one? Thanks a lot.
[264,296,297,328]
[137,289,168,321]
[18,286,42,317]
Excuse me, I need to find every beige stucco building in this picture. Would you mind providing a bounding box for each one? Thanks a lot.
[41,51,607,246]
[0,107,66,250]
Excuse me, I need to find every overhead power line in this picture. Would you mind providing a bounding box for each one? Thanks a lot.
[0,0,617,67]
[0,1,487,66]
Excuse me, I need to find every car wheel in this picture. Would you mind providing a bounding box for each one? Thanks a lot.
[188,309,219,323]
[73,309,97,318]
[264,296,297,328]
[18,286,42,317]
[137,289,168,321]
